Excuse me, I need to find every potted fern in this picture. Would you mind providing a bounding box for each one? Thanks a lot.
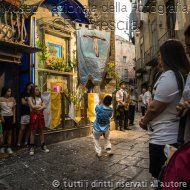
[106,62,115,78]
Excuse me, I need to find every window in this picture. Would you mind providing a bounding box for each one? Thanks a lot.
[166,0,176,38]
[123,56,127,63]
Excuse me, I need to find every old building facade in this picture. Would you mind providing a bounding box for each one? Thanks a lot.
[115,35,135,83]
[130,0,190,93]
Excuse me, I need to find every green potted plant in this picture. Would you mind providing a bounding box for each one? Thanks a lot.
[106,62,115,77]
[49,57,65,71]
[36,40,49,68]
[106,62,121,90]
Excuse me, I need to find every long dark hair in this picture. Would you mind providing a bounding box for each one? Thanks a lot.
[1,86,12,97]
[184,25,190,37]
[160,40,190,93]
[30,85,41,98]
[23,82,33,95]
[30,85,42,104]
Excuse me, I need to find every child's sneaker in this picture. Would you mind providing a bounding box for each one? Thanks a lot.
[0,147,5,153]
[41,144,49,153]
[29,147,35,156]
[106,148,113,156]
[7,147,13,154]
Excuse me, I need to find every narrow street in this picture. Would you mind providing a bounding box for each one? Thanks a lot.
[0,114,154,190]
[0,0,190,189]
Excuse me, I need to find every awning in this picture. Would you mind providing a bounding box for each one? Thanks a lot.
[3,0,89,24]
[45,0,89,24]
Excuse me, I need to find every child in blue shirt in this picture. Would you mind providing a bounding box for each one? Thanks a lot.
[93,95,113,158]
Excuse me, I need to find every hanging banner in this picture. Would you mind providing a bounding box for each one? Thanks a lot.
[51,92,61,129]
[87,93,99,122]
[69,103,82,123]
[45,0,89,24]
[77,29,110,84]
[69,102,76,123]
[75,104,82,123]
[42,92,52,129]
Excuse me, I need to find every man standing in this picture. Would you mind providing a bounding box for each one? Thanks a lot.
[144,86,152,107]
[139,88,147,116]
[116,81,131,131]
[129,87,138,126]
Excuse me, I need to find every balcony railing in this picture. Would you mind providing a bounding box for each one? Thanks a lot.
[144,45,157,65]
[144,32,169,65]
[144,48,151,64]
[158,32,169,47]
[135,58,147,74]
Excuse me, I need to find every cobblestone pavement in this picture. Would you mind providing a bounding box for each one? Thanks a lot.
[0,113,156,190]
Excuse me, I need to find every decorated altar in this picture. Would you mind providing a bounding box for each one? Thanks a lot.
[33,6,80,129]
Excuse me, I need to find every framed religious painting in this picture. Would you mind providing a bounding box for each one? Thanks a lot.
[48,42,62,58]
[45,33,67,60]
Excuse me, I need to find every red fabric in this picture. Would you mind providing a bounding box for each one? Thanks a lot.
[162,143,190,190]
[30,111,45,130]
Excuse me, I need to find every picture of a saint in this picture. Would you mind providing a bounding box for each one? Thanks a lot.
[48,42,62,58]
[49,46,58,56]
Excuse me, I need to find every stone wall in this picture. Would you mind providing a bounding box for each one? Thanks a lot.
[88,0,115,63]
[115,35,135,81]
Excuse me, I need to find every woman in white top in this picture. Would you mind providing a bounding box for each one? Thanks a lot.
[28,85,49,156]
[0,87,16,154]
[139,40,190,179]
[144,86,152,106]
